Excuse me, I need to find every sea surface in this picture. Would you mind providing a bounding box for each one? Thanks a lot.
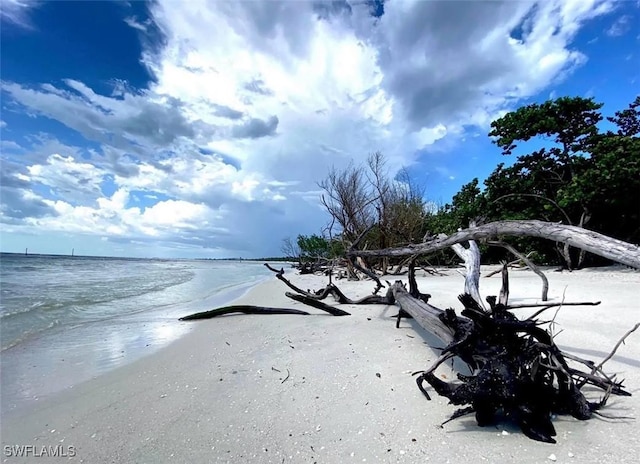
[0,253,279,415]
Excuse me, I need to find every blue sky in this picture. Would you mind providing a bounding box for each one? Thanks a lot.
[1,0,638,258]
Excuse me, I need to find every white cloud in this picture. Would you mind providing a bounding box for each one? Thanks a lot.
[364,0,615,131]
[26,154,103,199]
[32,188,212,240]
[123,16,148,32]
[0,0,619,256]
[0,0,39,29]
[606,14,632,37]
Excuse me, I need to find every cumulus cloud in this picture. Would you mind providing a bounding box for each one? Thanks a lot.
[143,0,616,168]
[38,188,213,239]
[0,0,619,256]
[354,0,615,130]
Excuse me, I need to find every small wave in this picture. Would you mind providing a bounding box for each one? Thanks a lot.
[0,300,64,319]
[0,258,269,355]
[1,319,60,352]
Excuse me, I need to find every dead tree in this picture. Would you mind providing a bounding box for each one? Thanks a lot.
[347,220,640,270]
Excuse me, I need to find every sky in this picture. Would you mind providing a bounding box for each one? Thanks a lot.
[1,0,638,259]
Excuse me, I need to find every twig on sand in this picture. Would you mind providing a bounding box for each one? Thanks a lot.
[595,322,640,371]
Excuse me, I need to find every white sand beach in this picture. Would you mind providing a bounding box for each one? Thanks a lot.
[2,266,639,463]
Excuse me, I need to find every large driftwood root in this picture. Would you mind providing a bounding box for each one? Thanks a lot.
[391,282,633,443]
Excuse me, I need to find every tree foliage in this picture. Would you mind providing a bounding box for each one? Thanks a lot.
[297,234,344,261]
[427,95,640,267]
[281,234,344,263]
[295,95,639,269]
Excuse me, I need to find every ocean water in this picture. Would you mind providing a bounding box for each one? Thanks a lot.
[0,253,278,415]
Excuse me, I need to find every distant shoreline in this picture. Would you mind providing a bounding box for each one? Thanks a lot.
[0,251,295,263]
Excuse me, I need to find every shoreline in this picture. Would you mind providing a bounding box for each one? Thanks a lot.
[2,266,639,463]
[0,274,272,418]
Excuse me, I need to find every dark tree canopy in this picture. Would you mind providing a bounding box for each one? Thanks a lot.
[423,95,640,267]
[488,96,603,157]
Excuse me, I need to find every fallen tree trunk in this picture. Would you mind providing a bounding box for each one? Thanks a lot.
[388,282,456,346]
[347,220,640,269]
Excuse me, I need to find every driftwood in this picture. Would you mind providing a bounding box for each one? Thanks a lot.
[485,254,533,277]
[388,281,456,345]
[388,279,630,443]
[284,292,351,316]
[264,263,388,304]
[498,261,509,305]
[179,305,310,320]
[450,239,484,309]
[347,220,640,269]
[279,264,633,442]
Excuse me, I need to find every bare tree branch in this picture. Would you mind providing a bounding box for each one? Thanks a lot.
[348,220,640,269]
[488,240,550,301]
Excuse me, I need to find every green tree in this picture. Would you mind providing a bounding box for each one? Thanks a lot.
[427,95,639,266]
[485,97,607,267]
[297,234,329,261]
[489,96,603,159]
[561,96,640,244]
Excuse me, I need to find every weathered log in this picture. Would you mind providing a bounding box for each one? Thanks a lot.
[506,301,601,310]
[179,305,310,320]
[348,220,640,269]
[388,281,456,347]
